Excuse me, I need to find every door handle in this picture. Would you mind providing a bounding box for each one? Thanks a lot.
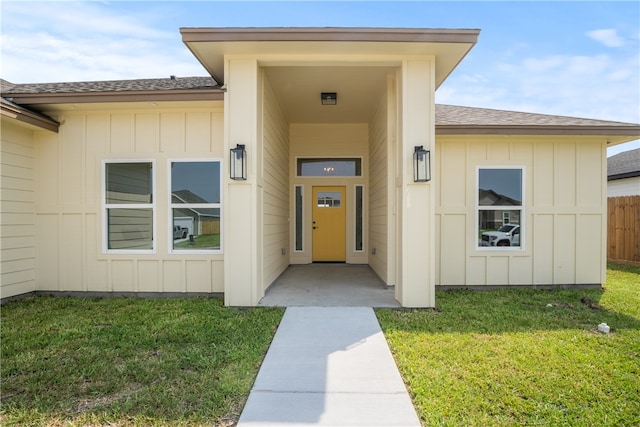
[312,220,318,230]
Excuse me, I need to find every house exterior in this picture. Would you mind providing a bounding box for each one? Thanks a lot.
[2,27,639,307]
[607,148,640,197]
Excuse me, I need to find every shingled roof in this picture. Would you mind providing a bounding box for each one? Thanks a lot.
[435,104,640,135]
[0,76,219,94]
[0,76,224,104]
[608,148,640,180]
[2,76,639,138]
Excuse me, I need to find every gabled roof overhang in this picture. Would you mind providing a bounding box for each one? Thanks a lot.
[180,27,480,88]
[5,89,225,106]
[1,97,59,133]
[436,124,640,146]
[436,124,640,137]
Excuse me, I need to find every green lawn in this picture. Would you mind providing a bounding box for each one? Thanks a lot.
[173,233,220,249]
[377,263,640,427]
[2,266,638,426]
[0,297,284,426]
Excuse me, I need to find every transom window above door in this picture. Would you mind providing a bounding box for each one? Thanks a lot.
[297,158,362,177]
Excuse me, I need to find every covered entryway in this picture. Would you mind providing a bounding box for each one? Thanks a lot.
[258,264,400,307]
[181,27,480,307]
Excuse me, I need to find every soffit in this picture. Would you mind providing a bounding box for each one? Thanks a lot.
[264,66,394,123]
[181,27,479,87]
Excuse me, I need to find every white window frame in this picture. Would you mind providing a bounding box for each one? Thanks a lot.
[102,159,156,254]
[476,166,525,251]
[168,158,223,255]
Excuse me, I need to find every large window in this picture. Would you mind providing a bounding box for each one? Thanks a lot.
[477,167,523,249]
[104,161,154,252]
[170,160,221,253]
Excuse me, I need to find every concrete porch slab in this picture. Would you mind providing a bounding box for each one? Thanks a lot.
[258,264,400,308]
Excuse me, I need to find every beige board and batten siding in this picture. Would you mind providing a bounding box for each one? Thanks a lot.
[436,135,606,287]
[289,123,369,265]
[33,104,225,294]
[261,74,290,293]
[1,121,37,298]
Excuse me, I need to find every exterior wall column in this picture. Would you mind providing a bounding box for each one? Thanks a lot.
[396,59,436,307]
[223,57,263,306]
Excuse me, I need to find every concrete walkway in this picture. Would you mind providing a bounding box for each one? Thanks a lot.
[237,307,421,427]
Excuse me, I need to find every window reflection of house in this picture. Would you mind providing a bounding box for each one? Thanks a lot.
[172,190,221,237]
[478,189,521,230]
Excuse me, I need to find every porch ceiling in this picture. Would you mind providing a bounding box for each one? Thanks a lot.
[264,66,394,123]
[181,28,479,124]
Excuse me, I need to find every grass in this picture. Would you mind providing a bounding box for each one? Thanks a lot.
[377,263,640,427]
[2,266,638,426]
[0,297,284,426]
[173,234,220,249]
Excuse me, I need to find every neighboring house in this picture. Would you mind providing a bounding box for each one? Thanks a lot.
[607,148,640,197]
[2,27,639,307]
[172,189,221,238]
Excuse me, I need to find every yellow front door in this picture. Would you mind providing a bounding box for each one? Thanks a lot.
[312,186,346,262]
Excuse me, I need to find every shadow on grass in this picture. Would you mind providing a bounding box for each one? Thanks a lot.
[607,261,640,274]
[377,287,640,335]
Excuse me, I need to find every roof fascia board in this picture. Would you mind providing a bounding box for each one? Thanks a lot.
[608,172,640,180]
[181,27,480,85]
[180,27,481,43]
[1,99,59,133]
[8,90,225,105]
[436,125,640,137]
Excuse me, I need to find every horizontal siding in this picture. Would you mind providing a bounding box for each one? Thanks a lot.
[368,93,388,282]
[262,76,290,291]
[608,177,640,197]
[436,135,607,287]
[1,121,37,298]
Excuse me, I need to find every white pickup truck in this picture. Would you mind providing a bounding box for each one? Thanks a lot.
[480,224,520,247]
[173,225,189,240]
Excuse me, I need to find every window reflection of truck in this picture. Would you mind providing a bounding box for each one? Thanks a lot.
[173,225,189,239]
[480,224,520,247]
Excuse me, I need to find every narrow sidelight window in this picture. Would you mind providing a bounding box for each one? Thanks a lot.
[295,185,303,251]
[355,185,364,251]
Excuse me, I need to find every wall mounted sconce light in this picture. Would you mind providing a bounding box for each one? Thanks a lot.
[413,145,431,182]
[230,144,247,180]
[321,92,337,105]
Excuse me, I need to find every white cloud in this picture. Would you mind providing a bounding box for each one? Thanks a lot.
[587,29,625,48]
[0,2,205,83]
[438,50,639,124]
[522,55,564,73]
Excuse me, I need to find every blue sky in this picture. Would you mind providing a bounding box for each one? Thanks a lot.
[1,1,638,155]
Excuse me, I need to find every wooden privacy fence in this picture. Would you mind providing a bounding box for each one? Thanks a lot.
[607,196,640,264]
